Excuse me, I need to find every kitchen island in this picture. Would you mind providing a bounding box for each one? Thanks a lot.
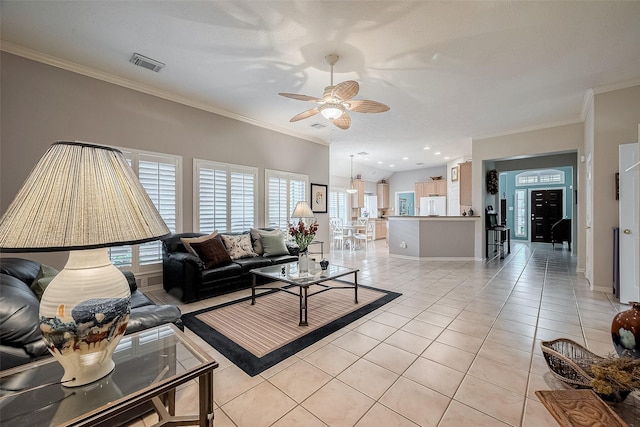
[387,216,481,260]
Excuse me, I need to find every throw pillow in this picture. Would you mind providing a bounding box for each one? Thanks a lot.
[251,228,281,255]
[250,228,265,255]
[259,230,290,257]
[30,264,59,301]
[190,237,232,269]
[181,231,218,256]
[221,234,257,259]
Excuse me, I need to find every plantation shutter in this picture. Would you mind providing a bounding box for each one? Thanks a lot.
[138,157,177,265]
[195,160,257,233]
[265,170,308,231]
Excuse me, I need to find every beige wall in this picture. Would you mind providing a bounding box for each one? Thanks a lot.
[0,52,330,269]
[472,84,640,291]
[472,122,584,261]
[591,85,640,289]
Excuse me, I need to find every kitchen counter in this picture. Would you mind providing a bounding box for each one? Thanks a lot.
[387,216,481,259]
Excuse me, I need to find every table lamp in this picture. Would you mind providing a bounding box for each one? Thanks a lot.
[291,201,314,219]
[0,141,170,387]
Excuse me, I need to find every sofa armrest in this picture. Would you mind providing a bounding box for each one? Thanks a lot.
[126,305,183,334]
[170,252,205,270]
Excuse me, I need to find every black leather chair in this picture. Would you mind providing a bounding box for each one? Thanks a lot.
[0,257,183,370]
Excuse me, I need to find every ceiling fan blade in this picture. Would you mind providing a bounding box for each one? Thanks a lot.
[279,93,321,102]
[347,99,390,113]
[332,81,359,100]
[331,112,351,130]
[290,107,320,122]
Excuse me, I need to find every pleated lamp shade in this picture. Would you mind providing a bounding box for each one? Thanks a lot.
[0,141,170,387]
[291,201,314,219]
[0,141,170,251]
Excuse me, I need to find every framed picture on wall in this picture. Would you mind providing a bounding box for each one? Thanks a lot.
[451,166,459,182]
[310,183,328,213]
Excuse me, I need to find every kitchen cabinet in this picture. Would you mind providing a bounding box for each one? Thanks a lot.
[376,182,389,209]
[350,179,365,208]
[415,180,447,200]
[374,220,387,240]
[459,162,472,206]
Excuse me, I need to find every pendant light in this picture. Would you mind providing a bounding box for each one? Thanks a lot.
[346,155,358,194]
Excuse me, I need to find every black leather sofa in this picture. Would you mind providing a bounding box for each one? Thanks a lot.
[162,232,299,303]
[0,257,183,371]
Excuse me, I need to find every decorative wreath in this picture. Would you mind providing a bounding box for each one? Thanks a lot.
[486,169,499,195]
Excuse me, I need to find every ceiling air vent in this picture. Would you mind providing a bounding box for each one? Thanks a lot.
[310,123,326,129]
[357,152,369,156]
[129,53,165,72]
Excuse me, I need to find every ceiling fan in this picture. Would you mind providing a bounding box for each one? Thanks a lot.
[279,54,390,130]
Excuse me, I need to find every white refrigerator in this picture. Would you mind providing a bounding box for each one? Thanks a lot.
[420,196,447,216]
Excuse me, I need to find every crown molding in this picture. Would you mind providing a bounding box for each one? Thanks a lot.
[473,118,583,141]
[591,77,640,96]
[0,41,328,146]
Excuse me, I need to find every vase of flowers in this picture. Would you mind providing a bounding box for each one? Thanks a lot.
[289,219,318,274]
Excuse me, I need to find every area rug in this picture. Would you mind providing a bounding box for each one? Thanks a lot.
[182,281,401,376]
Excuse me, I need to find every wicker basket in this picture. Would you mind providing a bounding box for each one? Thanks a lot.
[540,338,631,402]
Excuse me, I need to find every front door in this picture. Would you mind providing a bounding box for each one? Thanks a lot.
[530,189,563,242]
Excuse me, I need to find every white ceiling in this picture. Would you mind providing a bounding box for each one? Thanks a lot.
[2,1,640,180]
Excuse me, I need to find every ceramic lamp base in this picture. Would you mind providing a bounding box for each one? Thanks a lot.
[39,248,131,387]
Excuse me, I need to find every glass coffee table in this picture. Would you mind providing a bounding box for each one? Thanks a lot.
[250,262,359,326]
[0,324,218,427]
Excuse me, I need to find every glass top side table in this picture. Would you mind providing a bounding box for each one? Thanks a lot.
[0,324,218,426]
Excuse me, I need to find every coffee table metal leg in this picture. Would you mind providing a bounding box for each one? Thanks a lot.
[251,275,256,305]
[354,271,358,304]
[299,286,308,326]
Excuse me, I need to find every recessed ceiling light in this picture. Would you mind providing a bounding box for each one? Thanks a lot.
[444,156,450,160]
[389,164,395,167]
[434,152,441,155]
[402,157,408,160]
[377,161,383,164]
[424,147,430,150]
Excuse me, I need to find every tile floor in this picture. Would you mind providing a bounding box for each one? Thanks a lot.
[132,240,640,426]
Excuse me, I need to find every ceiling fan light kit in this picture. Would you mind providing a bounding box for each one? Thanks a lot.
[279,54,389,130]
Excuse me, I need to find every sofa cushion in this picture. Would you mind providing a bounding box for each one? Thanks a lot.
[233,257,274,273]
[259,229,290,257]
[201,262,243,281]
[30,264,59,301]
[0,273,43,348]
[221,233,257,259]
[191,237,233,269]
[0,258,41,287]
[181,231,219,256]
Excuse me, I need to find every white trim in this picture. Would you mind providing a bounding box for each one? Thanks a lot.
[1,41,328,147]
[580,89,594,121]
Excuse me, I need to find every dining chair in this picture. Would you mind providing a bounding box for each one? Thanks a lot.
[330,218,345,249]
[355,220,375,250]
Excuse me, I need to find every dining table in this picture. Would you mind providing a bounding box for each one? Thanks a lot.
[342,223,367,250]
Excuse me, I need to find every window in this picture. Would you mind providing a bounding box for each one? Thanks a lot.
[108,149,181,269]
[265,169,308,230]
[329,190,348,222]
[516,169,564,185]
[514,189,526,237]
[195,159,257,233]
